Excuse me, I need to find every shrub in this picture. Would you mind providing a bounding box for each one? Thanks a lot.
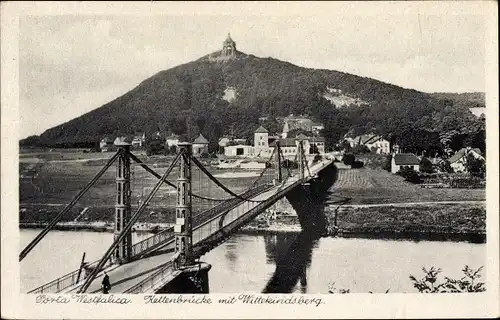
[383,155,392,172]
[313,154,322,164]
[420,157,434,173]
[437,159,453,173]
[409,266,485,293]
[342,153,355,166]
[351,160,364,168]
[352,145,370,154]
[465,154,486,178]
[397,167,422,184]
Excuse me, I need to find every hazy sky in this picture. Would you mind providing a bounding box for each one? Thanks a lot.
[17,3,488,138]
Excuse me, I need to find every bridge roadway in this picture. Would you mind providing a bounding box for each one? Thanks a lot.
[58,159,332,294]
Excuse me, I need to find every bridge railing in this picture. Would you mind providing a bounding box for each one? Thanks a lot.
[123,261,174,294]
[27,259,100,294]
[129,183,273,259]
[130,227,175,257]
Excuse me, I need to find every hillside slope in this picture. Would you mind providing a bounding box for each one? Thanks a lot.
[29,50,483,153]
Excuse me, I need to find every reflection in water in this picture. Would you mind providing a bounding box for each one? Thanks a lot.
[224,243,238,272]
[262,232,318,293]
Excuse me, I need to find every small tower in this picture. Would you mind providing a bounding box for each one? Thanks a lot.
[222,33,237,57]
[254,125,269,156]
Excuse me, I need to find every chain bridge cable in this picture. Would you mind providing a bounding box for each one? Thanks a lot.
[19,150,122,262]
[77,151,183,293]
[130,152,249,202]
[190,152,279,203]
[189,147,276,201]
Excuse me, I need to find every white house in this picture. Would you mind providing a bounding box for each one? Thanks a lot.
[224,144,255,157]
[449,147,484,173]
[131,133,145,148]
[192,134,209,156]
[254,126,270,157]
[99,137,114,152]
[348,134,390,154]
[165,134,180,148]
[391,153,420,174]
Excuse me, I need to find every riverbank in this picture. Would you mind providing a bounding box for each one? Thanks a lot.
[19,221,173,233]
[240,202,486,243]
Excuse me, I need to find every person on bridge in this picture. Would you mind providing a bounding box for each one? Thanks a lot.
[102,271,111,294]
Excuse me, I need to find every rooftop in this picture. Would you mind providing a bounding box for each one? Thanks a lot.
[254,126,269,133]
[449,147,483,163]
[193,134,209,144]
[393,153,420,165]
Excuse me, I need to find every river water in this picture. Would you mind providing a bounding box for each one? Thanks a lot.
[20,229,485,293]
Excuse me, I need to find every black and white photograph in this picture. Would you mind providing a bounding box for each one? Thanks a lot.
[1,1,498,319]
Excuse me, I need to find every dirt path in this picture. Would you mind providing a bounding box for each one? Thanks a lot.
[328,200,485,209]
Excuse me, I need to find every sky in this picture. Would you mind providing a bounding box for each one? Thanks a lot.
[16,3,489,139]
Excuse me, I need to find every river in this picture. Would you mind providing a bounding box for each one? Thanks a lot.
[20,229,485,293]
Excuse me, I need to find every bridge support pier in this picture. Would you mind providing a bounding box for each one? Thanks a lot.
[156,262,211,293]
[285,162,337,237]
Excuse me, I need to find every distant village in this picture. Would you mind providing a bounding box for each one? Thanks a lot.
[98,112,484,178]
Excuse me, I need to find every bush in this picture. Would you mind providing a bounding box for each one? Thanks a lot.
[351,160,364,168]
[410,266,485,293]
[342,153,355,166]
[313,154,322,164]
[352,145,370,154]
[397,167,422,184]
[437,159,453,173]
[420,157,434,173]
[465,154,485,178]
[383,155,392,172]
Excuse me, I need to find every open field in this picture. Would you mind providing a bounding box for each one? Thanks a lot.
[328,168,485,205]
[19,151,274,224]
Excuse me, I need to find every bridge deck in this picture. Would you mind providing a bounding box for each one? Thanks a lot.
[56,159,332,293]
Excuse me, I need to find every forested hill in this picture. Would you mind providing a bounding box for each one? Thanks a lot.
[429,92,485,109]
[25,50,484,154]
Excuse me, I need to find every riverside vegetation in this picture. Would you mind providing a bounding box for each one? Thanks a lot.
[328,265,486,293]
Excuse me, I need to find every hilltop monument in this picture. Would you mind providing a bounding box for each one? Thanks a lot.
[209,33,239,62]
[222,33,237,57]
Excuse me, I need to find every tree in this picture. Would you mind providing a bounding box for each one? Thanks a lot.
[342,154,355,166]
[465,153,486,178]
[397,167,422,184]
[383,155,392,172]
[419,157,434,173]
[437,159,453,173]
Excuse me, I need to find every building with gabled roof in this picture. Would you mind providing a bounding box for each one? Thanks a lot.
[449,147,484,173]
[391,153,420,173]
[193,134,209,156]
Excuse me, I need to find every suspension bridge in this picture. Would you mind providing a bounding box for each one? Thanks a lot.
[20,138,335,294]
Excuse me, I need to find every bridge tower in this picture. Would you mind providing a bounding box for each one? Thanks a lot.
[114,139,132,263]
[174,142,194,267]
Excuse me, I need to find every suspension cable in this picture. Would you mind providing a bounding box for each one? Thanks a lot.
[19,150,122,262]
[189,147,277,202]
[78,151,183,293]
[190,156,270,203]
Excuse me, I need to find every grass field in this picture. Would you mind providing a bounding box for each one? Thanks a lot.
[326,203,486,238]
[328,168,485,205]
[19,151,274,224]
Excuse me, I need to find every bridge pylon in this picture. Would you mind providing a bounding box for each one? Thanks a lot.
[114,141,132,263]
[174,143,194,267]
